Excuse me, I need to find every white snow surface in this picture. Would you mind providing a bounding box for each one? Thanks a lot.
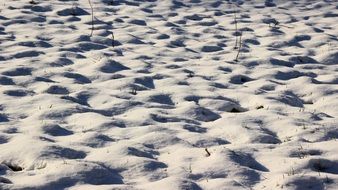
[0,0,337,189]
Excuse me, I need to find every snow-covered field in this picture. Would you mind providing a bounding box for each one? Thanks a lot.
[0,0,337,189]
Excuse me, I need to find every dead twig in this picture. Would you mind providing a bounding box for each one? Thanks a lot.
[205,148,211,157]
[88,0,94,37]
[234,6,239,49]
[112,30,115,48]
[234,32,242,62]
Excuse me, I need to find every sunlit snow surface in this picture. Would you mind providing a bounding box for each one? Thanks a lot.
[0,0,337,189]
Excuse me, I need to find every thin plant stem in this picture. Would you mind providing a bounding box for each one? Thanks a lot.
[234,6,238,49]
[235,32,242,62]
[88,0,94,37]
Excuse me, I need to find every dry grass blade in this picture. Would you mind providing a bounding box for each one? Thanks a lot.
[88,0,94,37]
[235,32,242,62]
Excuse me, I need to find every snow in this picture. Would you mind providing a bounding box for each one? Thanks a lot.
[0,0,337,189]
